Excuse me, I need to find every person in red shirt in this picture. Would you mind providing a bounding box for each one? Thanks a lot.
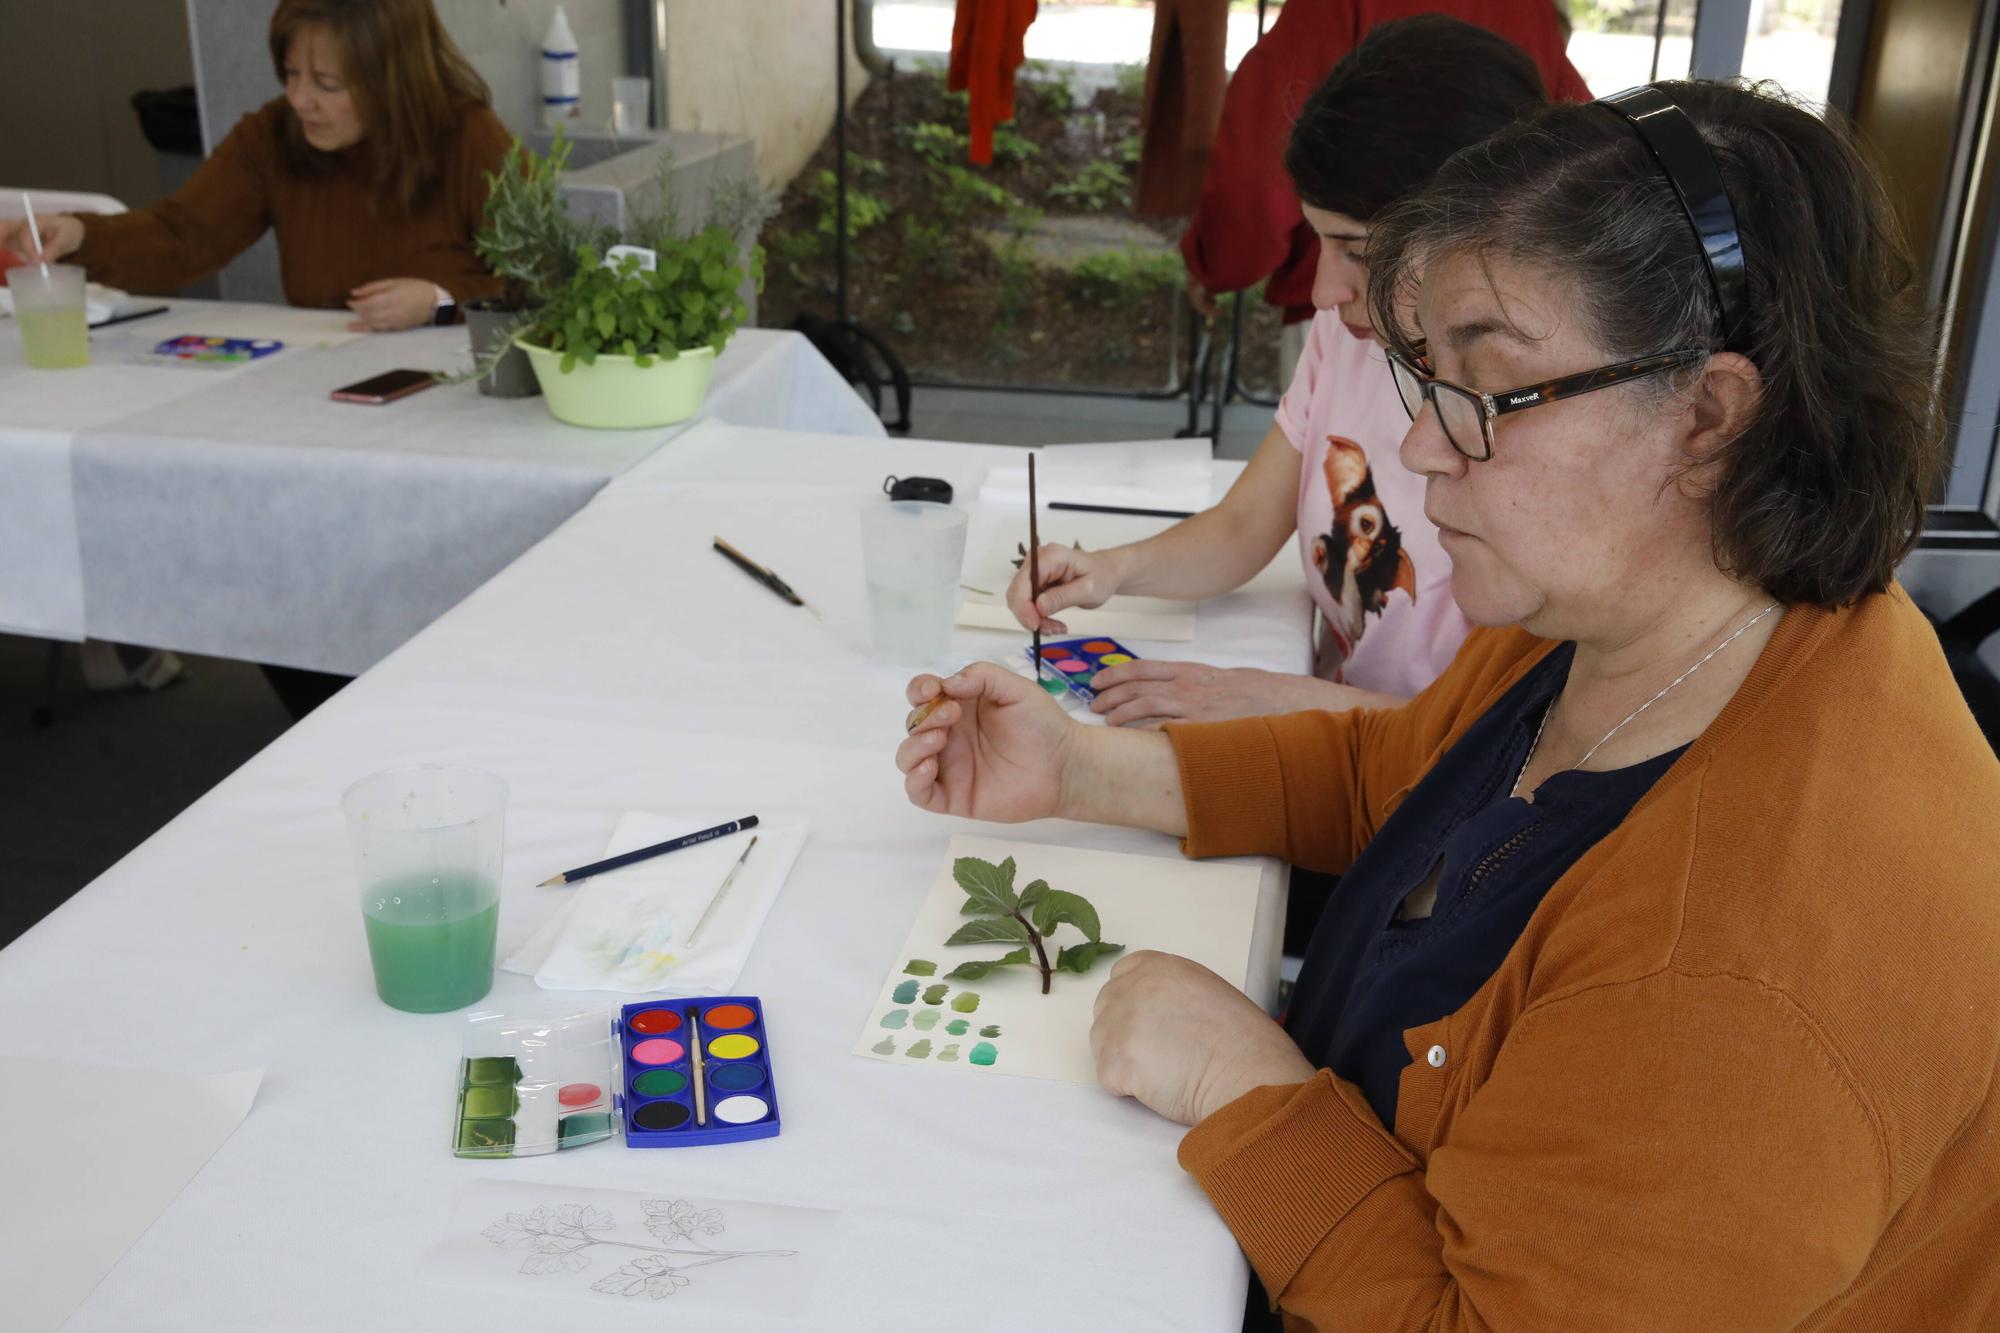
[1181,0,1589,322]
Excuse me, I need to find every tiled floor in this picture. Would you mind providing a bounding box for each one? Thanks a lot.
[0,383,1274,947]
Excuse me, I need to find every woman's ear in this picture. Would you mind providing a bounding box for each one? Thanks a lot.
[1674,351,1762,499]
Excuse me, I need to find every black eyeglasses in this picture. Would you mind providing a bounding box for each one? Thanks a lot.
[1386,340,1707,461]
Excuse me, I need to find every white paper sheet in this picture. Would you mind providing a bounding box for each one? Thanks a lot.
[150,304,362,348]
[424,1181,836,1314]
[955,504,1198,640]
[853,835,1261,1083]
[978,438,1215,513]
[0,1058,261,1333]
[504,813,806,992]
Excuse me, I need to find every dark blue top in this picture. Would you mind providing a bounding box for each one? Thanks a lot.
[1287,642,1686,1127]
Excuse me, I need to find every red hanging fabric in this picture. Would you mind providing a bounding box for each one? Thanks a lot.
[948,0,1040,165]
[1133,0,1233,218]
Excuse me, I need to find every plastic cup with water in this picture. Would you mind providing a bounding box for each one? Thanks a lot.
[6,263,88,369]
[342,765,508,1013]
[860,500,970,664]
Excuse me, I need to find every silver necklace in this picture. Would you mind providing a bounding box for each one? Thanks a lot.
[1514,601,1780,799]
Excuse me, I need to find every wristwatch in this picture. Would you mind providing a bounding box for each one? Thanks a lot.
[430,284,457,326]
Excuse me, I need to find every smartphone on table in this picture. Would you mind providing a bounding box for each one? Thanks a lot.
[330,368,438,404]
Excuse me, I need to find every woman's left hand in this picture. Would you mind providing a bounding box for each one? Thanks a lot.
[346,277,440,332]
[1091,951,1317,1126]
[1088,662,1320,728]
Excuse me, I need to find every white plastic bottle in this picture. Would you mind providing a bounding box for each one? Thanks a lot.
[540,6,580,129]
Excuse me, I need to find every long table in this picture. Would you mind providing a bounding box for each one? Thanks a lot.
[0,420,1313,1329]
[0,301,884,671]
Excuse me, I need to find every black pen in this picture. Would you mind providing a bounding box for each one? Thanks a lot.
[1049,501,1195,520]
[713,537,804,607]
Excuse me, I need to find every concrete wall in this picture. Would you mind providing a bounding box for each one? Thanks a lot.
[0,0,196,209]
[660,0,868,188]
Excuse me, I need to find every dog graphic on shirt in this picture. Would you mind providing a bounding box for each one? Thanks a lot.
[1311,436,1417,656]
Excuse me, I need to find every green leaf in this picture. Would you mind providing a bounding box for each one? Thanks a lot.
[1054,940,1123,975]
[1031,890,1102,945]
[594,309,615,340]
[944,948,1031,981]
[1017,879,1050,914]
[634,353,654,368]
[620,338,636,357]
[945,916,1030,947]
[952,856,1017,916]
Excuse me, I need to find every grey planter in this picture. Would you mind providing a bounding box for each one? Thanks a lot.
[465,302,541,398]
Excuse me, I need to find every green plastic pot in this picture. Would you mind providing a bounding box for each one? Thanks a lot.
[515,338,719,429]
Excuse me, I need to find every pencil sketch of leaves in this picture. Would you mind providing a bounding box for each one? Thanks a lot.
[483,1203,616,1275]
[591,1253,691,1299]
[642,1197,724,1243]
[519,1249,590,1276]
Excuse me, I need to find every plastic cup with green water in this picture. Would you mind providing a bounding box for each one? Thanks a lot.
[342,765,507,1013]
[6,263,89,369]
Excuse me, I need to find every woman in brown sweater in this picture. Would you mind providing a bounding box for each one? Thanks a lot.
[1,0,509,331]
[897,83,2000,1328]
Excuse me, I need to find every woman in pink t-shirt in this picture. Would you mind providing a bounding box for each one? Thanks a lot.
[1008,16,1575,724]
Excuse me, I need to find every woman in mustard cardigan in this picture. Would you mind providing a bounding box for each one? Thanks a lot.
[896,82,2000,1329]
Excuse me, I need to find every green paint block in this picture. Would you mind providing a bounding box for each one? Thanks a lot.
[872,1036,897,1055]
[905,1039,933,1059]
[464,1056,519,1087]
[462,1085,518,1119]
[950,991,981,1013]
[559,1112,612,1148]
[945,1019,969,1036]
[969,1041,999,1066]
[980,1024,1002,1038]
[912,1008,941,1031]
[903,959,937,976]
[456,1118,515,1156]
[879,1008,909,1029]
[937,1043,961,1062]
[892,979,919,1004]
[1039,676,1069,696]
[922,983,950,1005]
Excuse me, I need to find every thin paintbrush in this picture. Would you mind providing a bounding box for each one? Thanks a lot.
[687,1005,708,1126]
[1028,452,1042,678]
[686,835,757,946]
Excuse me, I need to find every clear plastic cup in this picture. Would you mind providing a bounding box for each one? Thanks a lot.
[341,765,508,1013]
[860,500,969,664]
[6,263,89,369]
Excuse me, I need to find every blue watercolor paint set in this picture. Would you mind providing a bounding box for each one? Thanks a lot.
[1029,635,1141,703]
[452,996,781,1158]
[152,334,285,364]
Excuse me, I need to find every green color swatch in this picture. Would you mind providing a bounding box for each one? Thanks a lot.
[904,959,937,976]
[633,1068,686,1097]
[912,1009,940,1031]
[872,1036,897,1055]
[979,1024,1002,1038]
[892,979,919,1004]
[945,1019,970,1036]
[950,991,981,1013]
[464,1056,519,1087]
[559,1112,612,1148]
[938,1043,961,1062]
[969,1042,999,1066]
[1040,676,1069,696]
[457,1118,514,1155]
[922,983,950,1005]
[879,1008,909,1029]
[462,1085,518,1119]
[905,1039,933,1059]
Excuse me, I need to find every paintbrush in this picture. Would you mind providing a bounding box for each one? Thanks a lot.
[687,1005,708,1126]
[686,835,757,946]
[1029,452,1043,677]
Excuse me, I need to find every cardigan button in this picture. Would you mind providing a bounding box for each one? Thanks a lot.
[1426,1044,1447,1068]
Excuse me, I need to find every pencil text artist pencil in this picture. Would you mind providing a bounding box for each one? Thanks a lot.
[537,815,759,887]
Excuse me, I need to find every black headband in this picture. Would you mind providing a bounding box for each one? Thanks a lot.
[1598,86,1750,354]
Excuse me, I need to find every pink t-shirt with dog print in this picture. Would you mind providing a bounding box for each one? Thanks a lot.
[1275,311,1470,699]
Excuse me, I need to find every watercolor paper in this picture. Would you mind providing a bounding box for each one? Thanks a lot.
[853,835,1260,1083]
[956,507,1198,641]
[424,1181,835,1314]
[504,813,806,993]
[0,1057,261,1333]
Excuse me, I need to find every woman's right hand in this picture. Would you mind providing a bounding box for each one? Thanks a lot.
[896,663,1075,823]
[1,214,83,264]
[1006,542,1126,637]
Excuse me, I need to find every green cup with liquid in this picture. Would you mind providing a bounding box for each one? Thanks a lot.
[342,765,508,1013]
[6,263,90,369]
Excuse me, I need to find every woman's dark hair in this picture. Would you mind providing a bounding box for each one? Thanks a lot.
[1365,80,1944,609]
[1283,15,1547,222]
[270,0,491,215]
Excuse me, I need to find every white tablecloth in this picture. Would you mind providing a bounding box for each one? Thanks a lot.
[0,301,883,669]
[0,420,1313,1331]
